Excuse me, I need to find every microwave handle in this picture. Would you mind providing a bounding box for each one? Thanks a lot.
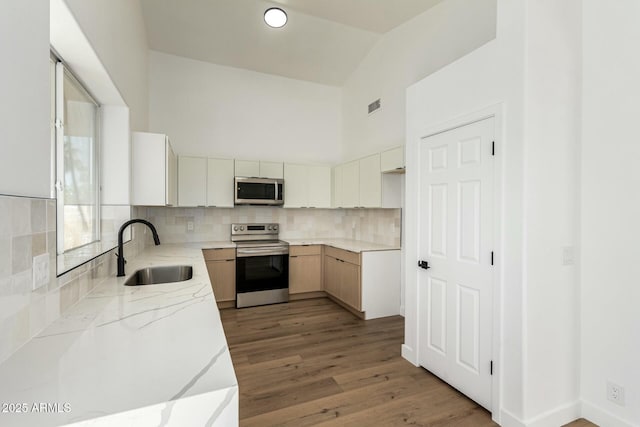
[275,181,279,201]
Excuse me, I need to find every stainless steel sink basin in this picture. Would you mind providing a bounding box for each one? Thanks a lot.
[124,265,193,286]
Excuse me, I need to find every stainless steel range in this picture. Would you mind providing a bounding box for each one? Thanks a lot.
[231,223,289,308]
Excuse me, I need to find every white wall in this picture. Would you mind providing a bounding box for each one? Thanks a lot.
[580,2,640,426]
[341,0,497,161]
[522,0,582,423]
[405,1,527,422]
[149,51,342,164]
[0,0,51,198]
[63,0,149,131]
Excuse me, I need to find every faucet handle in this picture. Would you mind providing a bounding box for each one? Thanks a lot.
[114,253,127,264]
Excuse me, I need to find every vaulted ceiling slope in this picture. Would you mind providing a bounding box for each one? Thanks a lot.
[140,0,442,86]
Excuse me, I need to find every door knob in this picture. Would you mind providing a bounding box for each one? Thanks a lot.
[418,260,430,270]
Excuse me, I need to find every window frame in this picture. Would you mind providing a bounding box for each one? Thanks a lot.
[51,52,102,255]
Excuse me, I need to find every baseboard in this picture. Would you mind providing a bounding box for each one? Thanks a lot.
[289,291,327,301]
[401,344,418,366]
[499,409,526,427]
[582,400,636,427]
[525,401,581,427]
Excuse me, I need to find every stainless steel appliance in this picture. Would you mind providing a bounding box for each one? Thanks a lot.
[232,223,289,308]
[234,177,284,206]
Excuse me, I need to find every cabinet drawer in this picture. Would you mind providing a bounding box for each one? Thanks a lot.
[202,248,236,261]
[290,245,322,256]
[324,246,360,265]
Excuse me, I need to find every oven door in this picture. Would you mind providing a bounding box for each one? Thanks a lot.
[236,251,289,307]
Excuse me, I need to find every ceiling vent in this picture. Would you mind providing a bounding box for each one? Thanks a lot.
[368,98,381,115]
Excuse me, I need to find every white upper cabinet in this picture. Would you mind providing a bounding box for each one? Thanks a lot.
[131,132,177,206]
[207,158,235,207]
[234,160,260,177]
[341,160,360,208]
[359,154,381,207]
[178,156,207,207]
[284,164,331,208]
[333,165,344,208]
[307,165,331,208]
[381,146,405,173]
[234,160,283,179]
[259,161,284,179]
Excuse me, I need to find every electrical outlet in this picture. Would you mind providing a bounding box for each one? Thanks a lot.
[607,381,625,406]
[32,253,50,290]
[562,246,575,266]
[187,221,195,232]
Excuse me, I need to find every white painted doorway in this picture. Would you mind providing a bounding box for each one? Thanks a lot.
[417,117,495,410]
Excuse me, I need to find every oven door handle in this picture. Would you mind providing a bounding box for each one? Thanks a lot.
[237,248,289,257]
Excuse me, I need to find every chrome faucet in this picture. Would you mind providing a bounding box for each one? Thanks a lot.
[117,219,160,277]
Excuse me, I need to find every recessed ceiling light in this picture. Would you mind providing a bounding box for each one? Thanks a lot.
[264,7,287,28]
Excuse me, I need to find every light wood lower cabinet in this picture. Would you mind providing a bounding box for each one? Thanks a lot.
[323,248,361,312]
[288,244,401,320]
[289,245,322,294]
[203,249,236,304]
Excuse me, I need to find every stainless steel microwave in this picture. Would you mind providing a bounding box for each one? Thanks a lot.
[234,177,284,206]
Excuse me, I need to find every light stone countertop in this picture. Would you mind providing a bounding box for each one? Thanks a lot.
[0,244,238,427]
[282,238,400,253]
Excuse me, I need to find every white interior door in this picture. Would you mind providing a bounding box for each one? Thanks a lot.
[417,117,494,410]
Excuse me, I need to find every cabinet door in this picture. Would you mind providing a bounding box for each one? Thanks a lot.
[260,161,284,179]
[207,158,234,207]
[340,261,361,311]
[235,160,260,177]
[178,156,207,207]
[308,165,331,208]
[323,255,340,297]
[206,259,236,302]
[132,132,171,206]
[289,254,322,293]
[342,161,360,208]
[283,164,308,208]
[381,146,405,172]
[333,165,344,208]
[359,154,381,207]
[166,141,178,206]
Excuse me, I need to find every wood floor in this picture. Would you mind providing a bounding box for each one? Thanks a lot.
[220,298,596,427]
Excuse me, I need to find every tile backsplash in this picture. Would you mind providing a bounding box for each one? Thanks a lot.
[143,206,402,246]
[0,195,146,364]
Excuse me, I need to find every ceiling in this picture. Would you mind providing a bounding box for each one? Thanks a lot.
[140,0,443,86]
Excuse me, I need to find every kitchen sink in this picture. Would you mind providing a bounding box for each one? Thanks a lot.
[123,265,193,286]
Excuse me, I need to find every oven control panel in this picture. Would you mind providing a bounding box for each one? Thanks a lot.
[231,223,279,236]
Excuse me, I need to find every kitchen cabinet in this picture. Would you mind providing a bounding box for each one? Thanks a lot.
[284,164,331,208]
[178,156,207,207]
[207,158,235,207]
[323,246,361,311]
[203,248,236,306]
[131,132,177,206]
[381,146,405,173]
[289,245,322,294]
[332,165,343,208]
[234,160,283,179]
[340,160,360,208]
[359,154,381,208]
[323,246,401,319]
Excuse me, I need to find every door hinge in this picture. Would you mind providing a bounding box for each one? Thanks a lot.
[492,141,495,156]
[490,360,494,375]
[491,251,494,266]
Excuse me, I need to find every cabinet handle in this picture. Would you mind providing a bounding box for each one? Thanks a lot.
[290,255,298,258]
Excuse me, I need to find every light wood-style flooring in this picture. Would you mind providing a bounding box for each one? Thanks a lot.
[220,298,596,427]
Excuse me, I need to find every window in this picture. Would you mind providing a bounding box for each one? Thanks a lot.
[51,54,101,254]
